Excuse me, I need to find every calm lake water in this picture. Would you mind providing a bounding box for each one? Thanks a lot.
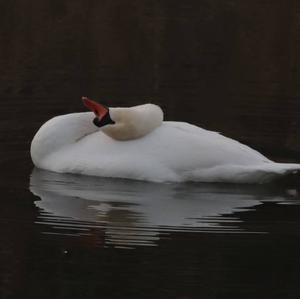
[1,98,300,299]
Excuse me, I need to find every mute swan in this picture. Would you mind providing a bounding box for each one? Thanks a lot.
[30,97,300,183]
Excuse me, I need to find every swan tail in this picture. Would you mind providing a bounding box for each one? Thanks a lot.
[270,163,300,174]
[183,163,300,184]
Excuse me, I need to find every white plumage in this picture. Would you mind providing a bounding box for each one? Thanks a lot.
[31,103,300,183]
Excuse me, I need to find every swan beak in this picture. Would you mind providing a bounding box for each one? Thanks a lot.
[82,96,108,118]
[82,96,115,127]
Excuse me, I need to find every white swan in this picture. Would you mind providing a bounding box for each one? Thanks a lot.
[30,97,300,183]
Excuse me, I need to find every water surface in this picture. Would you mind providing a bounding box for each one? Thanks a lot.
[0,98,300,299]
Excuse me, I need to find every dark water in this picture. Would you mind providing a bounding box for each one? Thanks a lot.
[0,98,300,299]
[2,1,300,298]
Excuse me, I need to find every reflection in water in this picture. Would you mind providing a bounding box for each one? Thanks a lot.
[30,169,298,248]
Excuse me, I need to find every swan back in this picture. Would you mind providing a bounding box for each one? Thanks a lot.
[102,104,163,140]
[31,112,97,167]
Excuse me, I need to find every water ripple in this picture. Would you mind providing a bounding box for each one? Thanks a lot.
[30,169,299,248]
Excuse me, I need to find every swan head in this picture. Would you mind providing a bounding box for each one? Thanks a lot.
[82,97,115,128]
[82,96,163,141]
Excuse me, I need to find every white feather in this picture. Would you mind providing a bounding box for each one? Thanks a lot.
[30,105,300,183]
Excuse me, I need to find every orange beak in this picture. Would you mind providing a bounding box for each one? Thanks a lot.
[82,96,108,119]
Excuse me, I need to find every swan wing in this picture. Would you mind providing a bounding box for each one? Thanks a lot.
[36,121,300,183]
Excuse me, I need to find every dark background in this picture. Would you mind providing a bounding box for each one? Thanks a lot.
[1,2,300,299]
[1,0,300,156]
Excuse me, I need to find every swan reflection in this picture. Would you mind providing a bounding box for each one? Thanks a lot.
[29,169,295,248]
